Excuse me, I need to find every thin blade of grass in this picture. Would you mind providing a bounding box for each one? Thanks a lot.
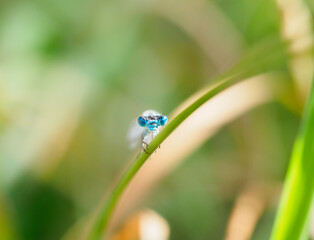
[86,40,287,240]
[271,77,314,240]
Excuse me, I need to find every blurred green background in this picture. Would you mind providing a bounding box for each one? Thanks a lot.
[0,0,313,239]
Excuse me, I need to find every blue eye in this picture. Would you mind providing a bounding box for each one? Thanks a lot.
[159,115,168,126]
[138,116,146,127]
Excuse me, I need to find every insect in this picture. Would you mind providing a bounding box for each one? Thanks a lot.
[127,110,168,154]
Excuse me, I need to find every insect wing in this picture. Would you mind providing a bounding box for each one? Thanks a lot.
[127,119,145,150]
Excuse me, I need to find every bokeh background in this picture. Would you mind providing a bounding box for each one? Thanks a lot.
[0,0,313,240]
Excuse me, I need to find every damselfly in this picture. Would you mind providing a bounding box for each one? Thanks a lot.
[127,110,168,153]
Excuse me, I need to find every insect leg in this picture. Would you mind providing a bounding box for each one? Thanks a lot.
[141,130,150,154]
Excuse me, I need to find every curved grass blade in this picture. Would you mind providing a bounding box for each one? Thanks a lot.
[86,39,287,240]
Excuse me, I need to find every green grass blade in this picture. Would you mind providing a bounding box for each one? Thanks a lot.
[271,78,314,240]
[86,75,238,240]
[86,40,287,240]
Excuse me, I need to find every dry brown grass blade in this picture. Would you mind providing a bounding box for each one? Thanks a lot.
[224,182,281,240]
[277,0,314,103]
[109,209,169,240]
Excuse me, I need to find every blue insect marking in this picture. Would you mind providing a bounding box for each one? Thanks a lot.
[137,110,168,153]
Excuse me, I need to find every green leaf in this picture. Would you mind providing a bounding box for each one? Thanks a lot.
[271,78,314,239]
